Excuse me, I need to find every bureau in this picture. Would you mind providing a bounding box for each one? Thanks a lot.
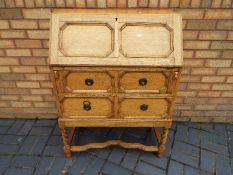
[49,9,182,158]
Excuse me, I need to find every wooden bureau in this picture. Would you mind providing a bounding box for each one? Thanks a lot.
[49,9,183,158]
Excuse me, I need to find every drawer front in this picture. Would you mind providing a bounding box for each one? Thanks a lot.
[119,72,168,93]
[62,71,113,92]
[62,97,113,118]
[119,98,169,118]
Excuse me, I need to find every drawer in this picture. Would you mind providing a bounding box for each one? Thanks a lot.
[119,72,168,93]
[60,71,114,93]
[61,97,113,118]
[119,98,169,118]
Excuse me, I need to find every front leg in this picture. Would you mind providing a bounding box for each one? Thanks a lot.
[157,127,169,157]
[59,123,71,158]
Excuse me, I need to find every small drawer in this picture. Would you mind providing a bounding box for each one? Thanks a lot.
[61,97,113,118]
[119,98,169,118]
[60,71,113,93]
[119,72,168,93]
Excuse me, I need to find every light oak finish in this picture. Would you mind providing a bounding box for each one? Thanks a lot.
[50,9,182,158]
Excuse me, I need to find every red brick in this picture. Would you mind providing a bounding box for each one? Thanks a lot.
[20,57,46,65]
[22,95,43,101]
[25,0,35,7]
[12,66,36,73]
[38,20,50,29]
[30,89,52,95]
[222,92,233,97]
[5,0,15,7]
[0,102,10,107]
[208,98,232,104]
[199,31,227,40]
[201,0,212,7]
[32,49,48,56]
[170,0,180,7]
[187,83,211,90]
[217,20,233,30]
[107,0,116,7]
[0,88,29,95]
[183,51,194,58]
[211,0,221,8]
[198,91,221,97]
[187,20,216,30]
[181,75,201,82]
[205,10,233,19]
[86,0,96,8]
[226,76,233,83]
[15,40,42,48]
[10,20,38,29]
[195,105,216,110]
[217,68,233,75]
[97,0,106,8]
[25,74,50,81]
[177,9,204,19]
[184,59,204,67]
[55,0,65,7]
[76,0,86,7]
[183,31,198,40]
[159,0,169,7]
[0,95,19,100]
[0,73,24,80]
[184,41,210,49]
[117,0,127,7]
[0,9,22,19]
[211,41,233,50]
[36,66,50,73]
[15,0,25,7]
[201,76,225,83]
[205,59,232,67]
[23,107,57,114]
[0,20,9,29]
[195,51,221,58]
[0,40,15,48]
[6,49,31,56]
[11,101,32,107]
[16,81,40,88]
[128,0,137,7]
[184,97,208,104]
[191,68,216,75]
[0,66,11,72]
[27,30,49,39]
[0,30,26,38]
[222,0,232,8]
[180,0,190,8]
[177,91,197,97]
[22,9,50,19]
[0,57,19,65]
[227,32,233,40]
[0,81,16,88]
[66,0,75,7]
[148,0,158,7]
[33,102,56,107]
[212,84,233,90]
[138,0,148,7]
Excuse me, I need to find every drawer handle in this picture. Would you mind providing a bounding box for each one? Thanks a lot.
[85,78,94,86]
[139,78,147,86]
[83,101,91,111]
[140,104,148,111]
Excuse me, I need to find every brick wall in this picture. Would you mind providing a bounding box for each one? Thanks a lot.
[0,0,232,122]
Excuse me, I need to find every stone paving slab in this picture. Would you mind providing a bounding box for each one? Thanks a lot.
[0,119,232,175]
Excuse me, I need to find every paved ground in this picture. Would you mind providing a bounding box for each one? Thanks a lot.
[0,119,232,175]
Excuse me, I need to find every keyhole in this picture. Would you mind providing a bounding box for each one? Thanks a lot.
[115,17,118,21]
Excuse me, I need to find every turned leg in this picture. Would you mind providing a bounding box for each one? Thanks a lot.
[59,123,71,158]
[157,127,169,157]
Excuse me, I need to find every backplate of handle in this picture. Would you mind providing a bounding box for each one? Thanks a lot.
[83,101,91,111]
[140,104,148,111]
[85,78,94,86]
[139,78,147,86]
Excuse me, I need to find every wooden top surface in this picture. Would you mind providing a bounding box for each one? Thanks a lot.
[52,9,180,15]
[49,9,183,67]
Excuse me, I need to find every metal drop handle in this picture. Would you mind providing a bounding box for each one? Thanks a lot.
[139,78,147,86]
[140,104,148,111]
[85,78,94,86]
[83,101,91,111]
